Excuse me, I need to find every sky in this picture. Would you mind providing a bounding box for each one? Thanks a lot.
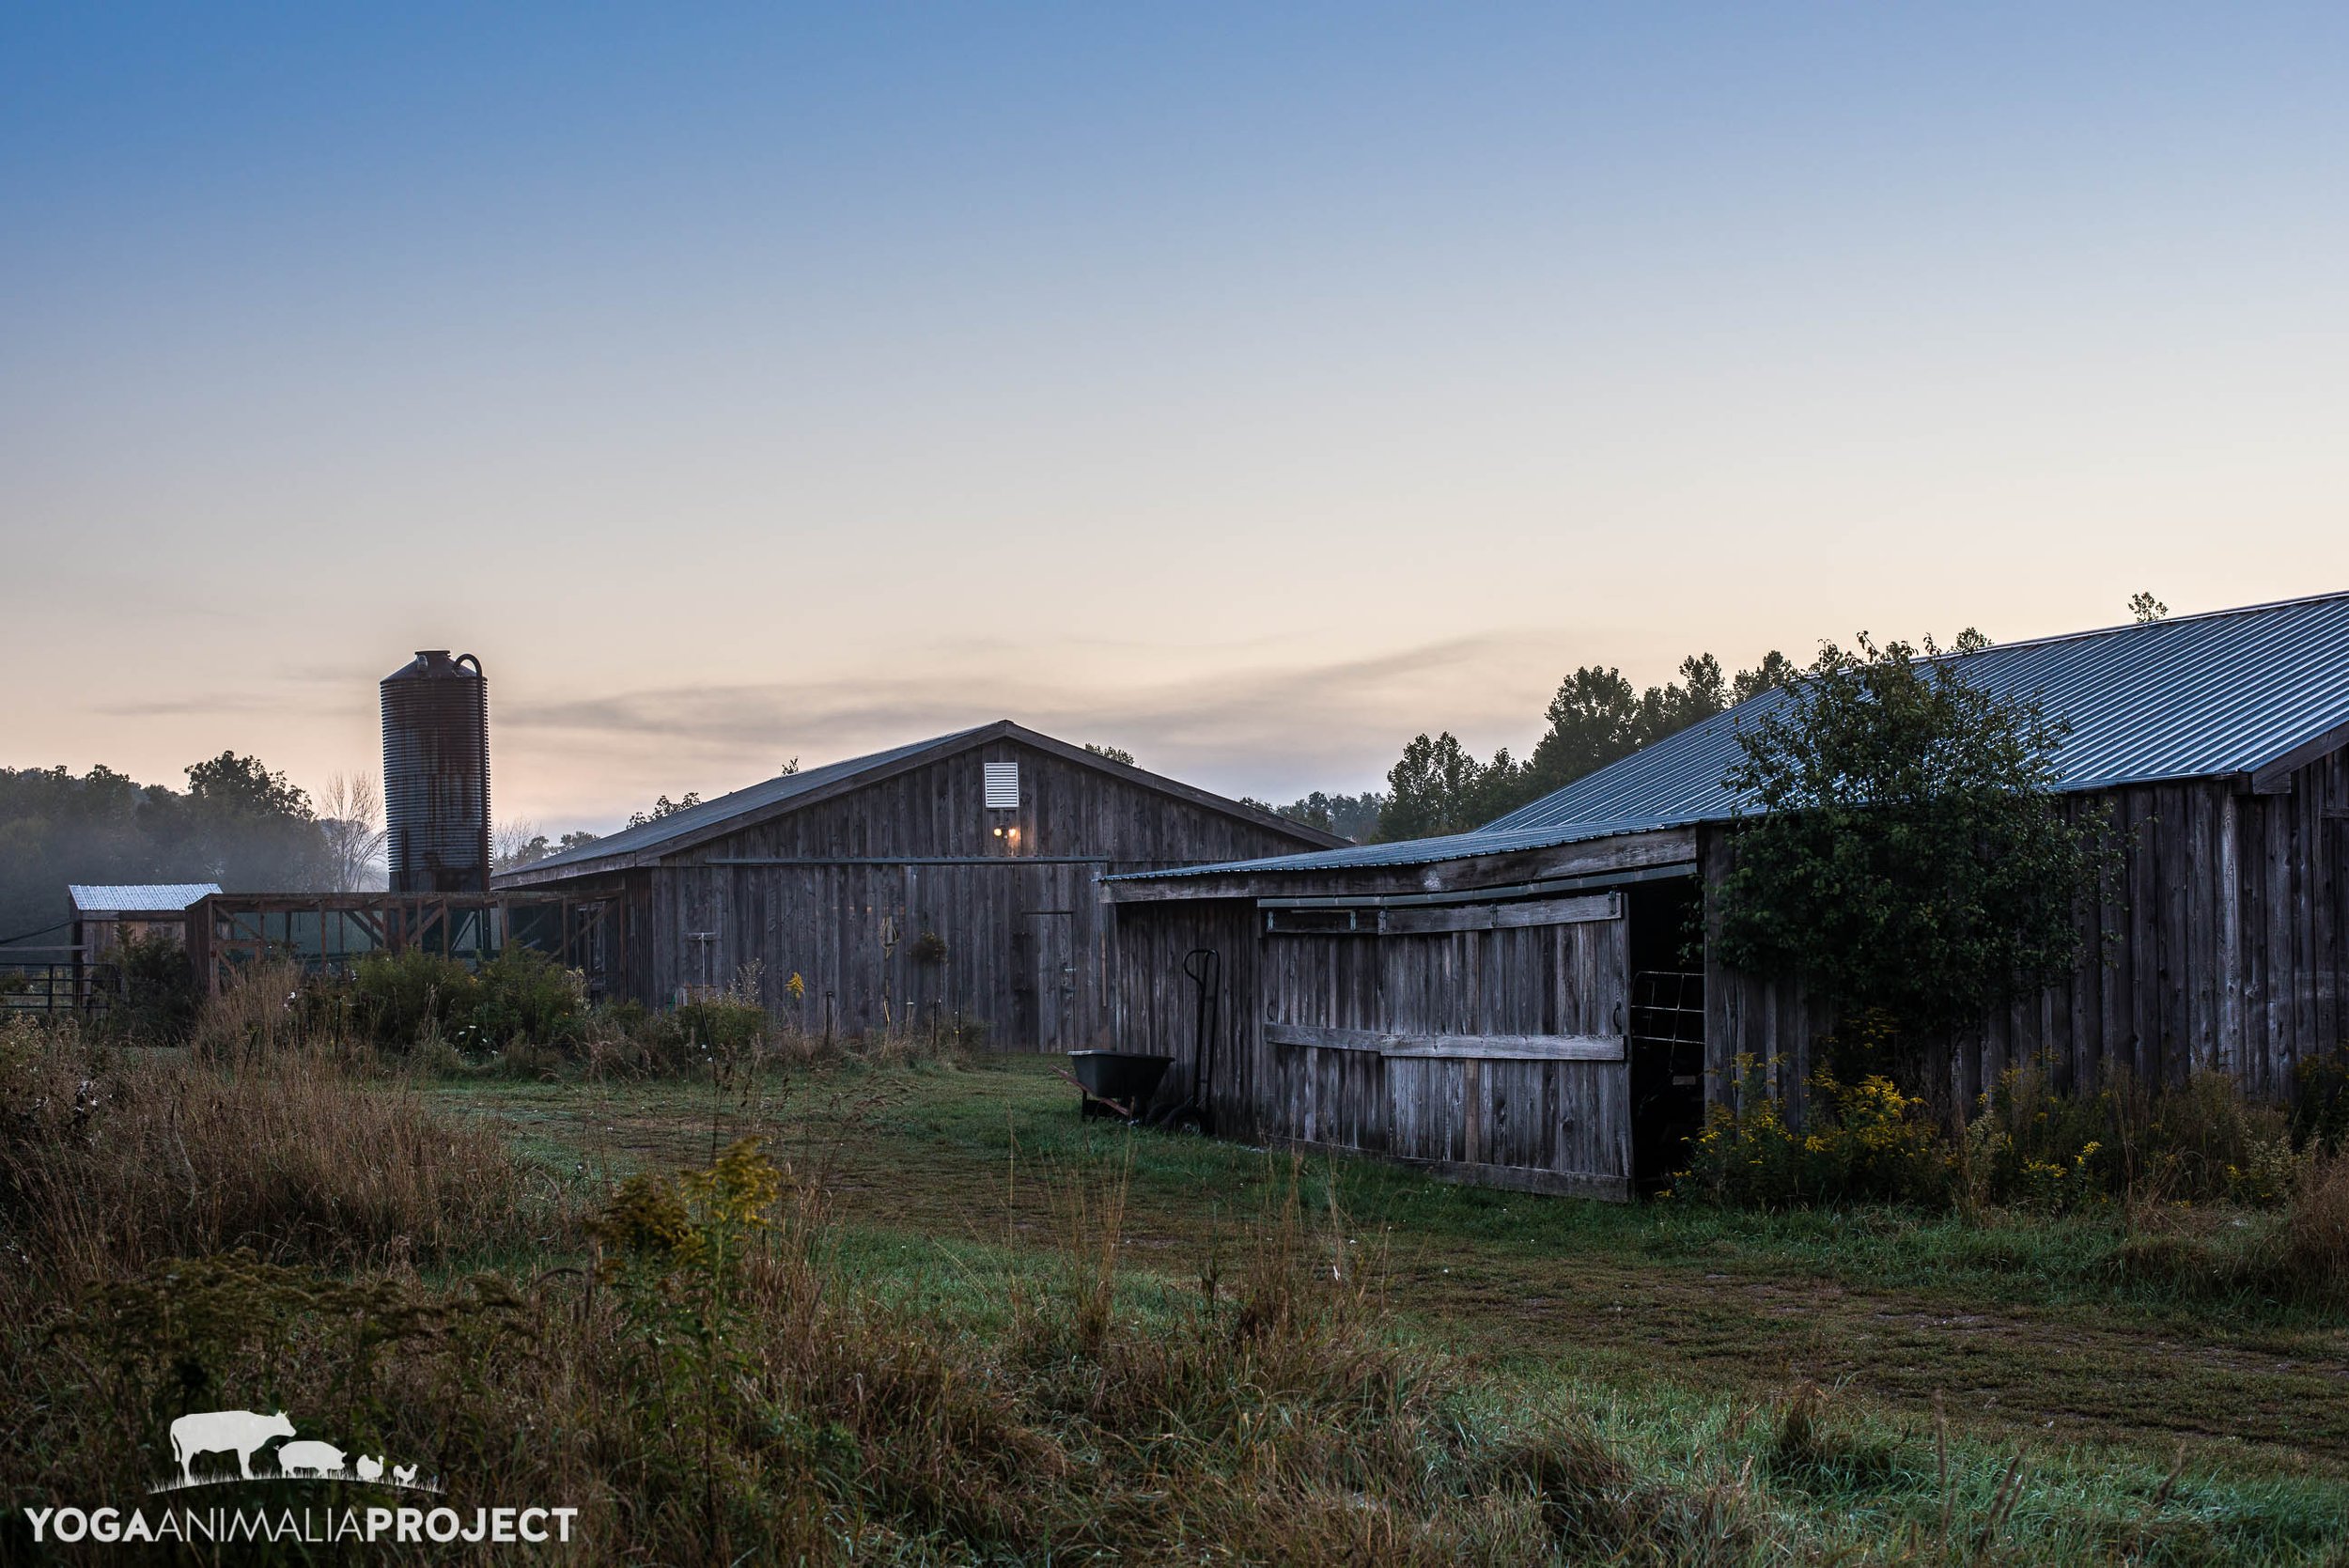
[5,3,2347,833]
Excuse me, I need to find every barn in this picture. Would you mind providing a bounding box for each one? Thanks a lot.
[492,721,1341,1048]
[1105,592,2349,1201]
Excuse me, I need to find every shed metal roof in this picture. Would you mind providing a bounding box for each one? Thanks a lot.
[1112,589,2349,885]
[69,883,222,913]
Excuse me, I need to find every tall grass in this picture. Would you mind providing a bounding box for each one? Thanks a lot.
[5,998,2345,1561]
[0,1007,565,1289]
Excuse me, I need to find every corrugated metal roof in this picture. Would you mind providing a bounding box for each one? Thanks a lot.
[1112,590,2349,885]
[1492,588,2349,833]
[512,726,994,876]
[69,883,222,913]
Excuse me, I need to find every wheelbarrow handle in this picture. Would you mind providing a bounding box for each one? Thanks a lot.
[1053,1066,1134,1120]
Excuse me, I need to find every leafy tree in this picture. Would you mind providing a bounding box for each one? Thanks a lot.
[1376,734,1529,841]
[176,753,331,890]
[495,827,602,872]
[628,793,703,829]
[184,752,312,818]
[1082,743,1137,767]
[1523,666,1645,799]
[1732,650,1798,705]
[2129,591,2169,624]
[1245,790,1385,842]
[1713,633,2113,1076]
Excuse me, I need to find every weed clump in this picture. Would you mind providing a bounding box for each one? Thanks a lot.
[0,1012,560,1284]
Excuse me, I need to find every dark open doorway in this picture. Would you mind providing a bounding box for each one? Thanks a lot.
[1626,877,1706,1193]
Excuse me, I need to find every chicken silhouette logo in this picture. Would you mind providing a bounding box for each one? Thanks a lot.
[153,1411,437,1494]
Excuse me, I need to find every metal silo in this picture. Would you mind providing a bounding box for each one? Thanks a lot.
[381,651,491,893]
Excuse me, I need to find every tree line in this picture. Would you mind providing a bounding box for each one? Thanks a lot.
[1246,648,1798,844]
[0,755,383,948]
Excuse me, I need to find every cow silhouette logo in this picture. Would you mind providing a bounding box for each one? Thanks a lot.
[154,1411,438,1493]
[170,1411,293,1484]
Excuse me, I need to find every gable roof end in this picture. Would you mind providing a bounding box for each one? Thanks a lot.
[495,720,1343,885]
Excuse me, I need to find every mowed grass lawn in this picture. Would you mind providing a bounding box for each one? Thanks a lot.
[437,1053,2349,1556]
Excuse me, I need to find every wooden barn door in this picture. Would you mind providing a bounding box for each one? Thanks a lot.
[1261,893,1632,1201]
[1026,908,1077,1049]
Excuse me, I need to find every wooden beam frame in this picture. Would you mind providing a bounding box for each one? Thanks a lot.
[2250,719,2349,794]
[1265,1021,1626,1063]
[1102,826,1698,905]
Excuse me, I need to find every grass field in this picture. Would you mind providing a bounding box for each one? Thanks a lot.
[428,1053,2349,1560]
[8,1028,2349,1563]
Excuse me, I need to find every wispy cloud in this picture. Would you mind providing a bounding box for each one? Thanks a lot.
[500,629,1564,822]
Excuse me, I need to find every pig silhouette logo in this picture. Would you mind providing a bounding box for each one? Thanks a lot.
[356,1455,383,1483]
[170,1411,294,1484]
[277,1440,346,1478]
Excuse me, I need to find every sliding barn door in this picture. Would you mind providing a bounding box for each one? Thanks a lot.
[1261,893,1631,1201]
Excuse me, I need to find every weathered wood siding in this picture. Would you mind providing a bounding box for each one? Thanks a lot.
[646,737,1321,1047]
[1106,898,1266,1134]
[1703,760,2349,1120]
[2239,749,2349,1094]
[1255,897,1632,1199]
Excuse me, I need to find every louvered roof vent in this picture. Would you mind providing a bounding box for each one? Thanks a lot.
[983,761,1019,810]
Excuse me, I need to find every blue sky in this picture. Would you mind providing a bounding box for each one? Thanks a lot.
[6,4,2346,829]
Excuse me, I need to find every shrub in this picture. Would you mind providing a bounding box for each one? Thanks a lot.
[1713,632,2117,1069]
[1960,1063,2119,1214]
[1674,1056,1951,1208]
[469,943,586,1048]
[673,992,767,1055]
[105,932,201,1042]
[2291,1044,2349,1153]
[2274,1151,2349,1302]
[2153,1070,2296,1201]
[351,948,479,1049]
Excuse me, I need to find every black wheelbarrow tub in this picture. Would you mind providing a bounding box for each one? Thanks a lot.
[1066,1049,1174,1106]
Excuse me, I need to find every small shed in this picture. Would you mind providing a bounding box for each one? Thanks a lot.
[494,721,1341,1048]
[1105,592,2349,1200]
[63,883,223,1011]
[69,883,224,961]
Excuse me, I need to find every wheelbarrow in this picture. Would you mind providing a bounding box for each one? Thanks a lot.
[1061,1049,1174,1121]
